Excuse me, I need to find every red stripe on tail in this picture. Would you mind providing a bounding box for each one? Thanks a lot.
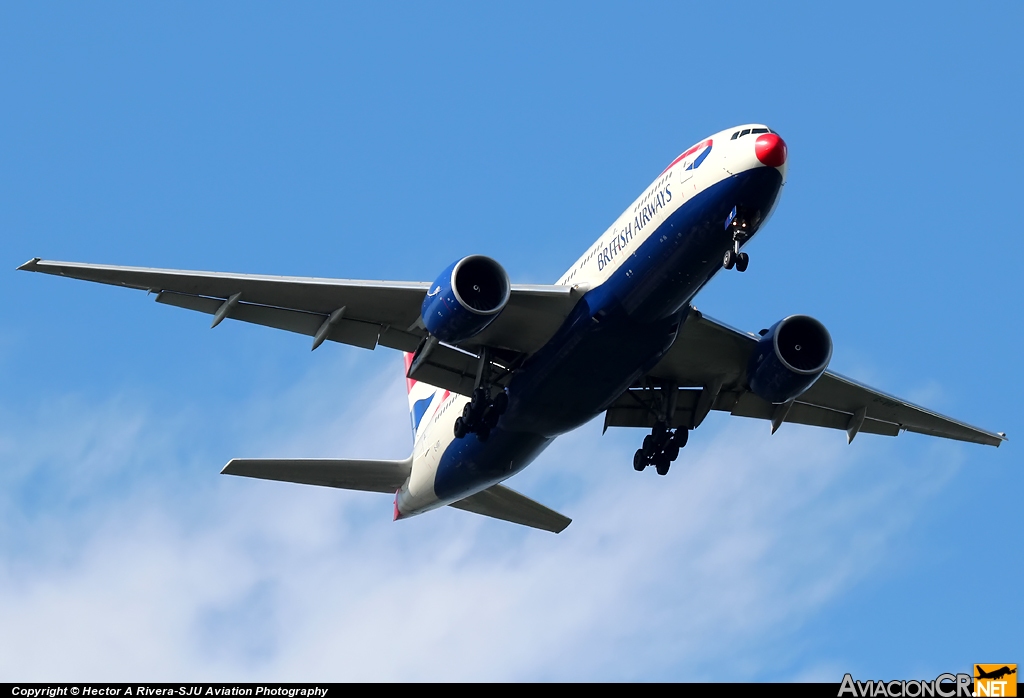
[403,352,417,393]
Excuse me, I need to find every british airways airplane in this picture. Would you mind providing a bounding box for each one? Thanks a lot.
[19,124,1006,533]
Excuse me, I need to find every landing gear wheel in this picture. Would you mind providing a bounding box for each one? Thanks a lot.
[642,434,656,457]
[472,387,488,406]
[675,428,689,449]
[655,454,671,476]
[454,417,467,439]
[633,449,647,471]
[483,405,500,429]
[492,391,509,415]
[462,403,474,422]
[666,443,680,462]
[736,252,749,273]
[723,249,736,270]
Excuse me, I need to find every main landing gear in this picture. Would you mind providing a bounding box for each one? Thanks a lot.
[722,206,750,273]
[454,387,508,443]
[453,346,508,442]
[633,423,688,476]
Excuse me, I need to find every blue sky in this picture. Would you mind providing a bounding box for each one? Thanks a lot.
[1,1,1021,681]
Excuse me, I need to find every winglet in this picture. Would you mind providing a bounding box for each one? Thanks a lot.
[17,257,41,271]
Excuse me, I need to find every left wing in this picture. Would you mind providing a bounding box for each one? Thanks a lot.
[18,258,580,395]
[604,308,1006,447]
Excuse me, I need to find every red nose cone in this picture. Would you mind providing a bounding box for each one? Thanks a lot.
[755,133,787,168]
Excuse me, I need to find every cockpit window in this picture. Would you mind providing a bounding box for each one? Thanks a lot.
[732,127,775,140]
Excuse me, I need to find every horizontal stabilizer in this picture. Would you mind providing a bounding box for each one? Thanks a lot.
[222,457,412,494]
[449,483,571,533]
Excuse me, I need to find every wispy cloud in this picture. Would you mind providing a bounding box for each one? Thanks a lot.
[0,353,960,681]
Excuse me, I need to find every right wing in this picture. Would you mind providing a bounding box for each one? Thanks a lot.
[19,258,582,395]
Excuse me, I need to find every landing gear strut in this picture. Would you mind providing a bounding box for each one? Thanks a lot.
[453,347,508,442]
[722,206,750,273]
[633,422,688,476]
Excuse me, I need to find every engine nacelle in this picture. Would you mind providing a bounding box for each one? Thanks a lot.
[747,315,832,404]
[421,255,511,343]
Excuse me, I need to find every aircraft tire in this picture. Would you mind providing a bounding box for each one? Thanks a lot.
[655,455,671,476]
[736,252,749,272]
[483,405,500,429]
[723,249,736,270]
[642,434,656,457]
[492,391,509,415]
[633,450,646,471]
[454,417,467,439]
[462,403,474,423]
[666,443,680,461]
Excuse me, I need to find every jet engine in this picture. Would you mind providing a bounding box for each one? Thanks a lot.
[747,315,832,404]
[421,255,511,343]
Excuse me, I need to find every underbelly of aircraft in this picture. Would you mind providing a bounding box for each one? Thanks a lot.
[431,166,783,502]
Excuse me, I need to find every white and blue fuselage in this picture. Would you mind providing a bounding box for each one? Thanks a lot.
[396,124,788,519]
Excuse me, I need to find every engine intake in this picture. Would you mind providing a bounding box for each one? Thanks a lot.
[421,255,511,343]
[747,315,832,404]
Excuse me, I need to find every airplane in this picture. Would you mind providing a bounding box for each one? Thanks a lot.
[18,124,1007,534]
[975,666,1016,681]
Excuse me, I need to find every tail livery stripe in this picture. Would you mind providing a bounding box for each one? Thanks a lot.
[403,352,417,393]
[403,352,443,436]
[411,396,432,432]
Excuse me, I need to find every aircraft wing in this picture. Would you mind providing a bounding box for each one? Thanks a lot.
[18,258,579,394]
[604,308,1006,447]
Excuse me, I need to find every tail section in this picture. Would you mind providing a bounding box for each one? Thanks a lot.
[449,483,572,533]
[404,352,444,440]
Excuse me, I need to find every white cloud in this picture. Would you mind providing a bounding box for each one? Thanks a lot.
[0,353,960,681]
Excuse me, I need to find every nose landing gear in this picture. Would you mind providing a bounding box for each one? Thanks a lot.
[722,206,750,273]
[633,423,689,475]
